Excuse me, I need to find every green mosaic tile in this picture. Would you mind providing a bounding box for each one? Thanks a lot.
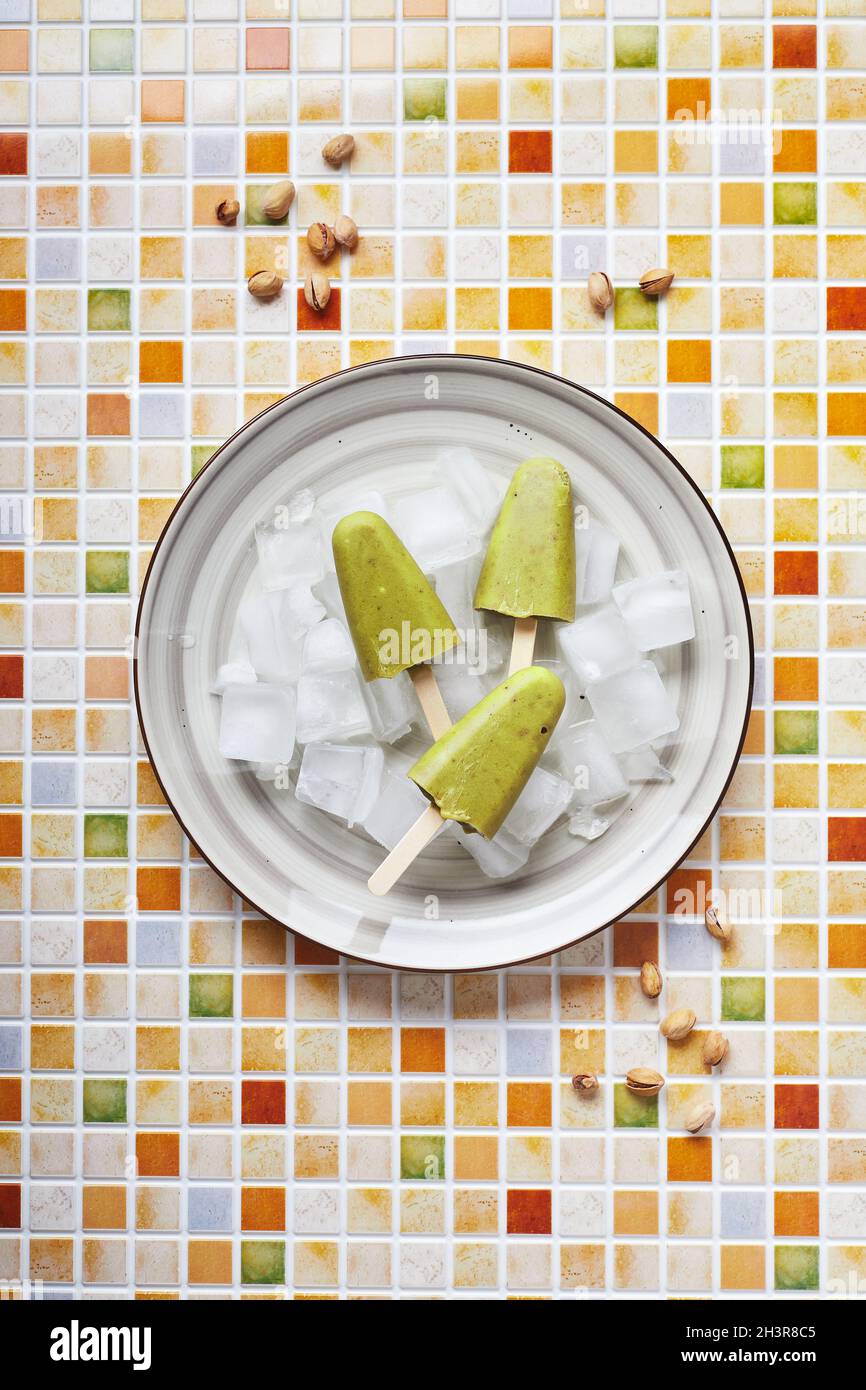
[241,1240,285,1286]
[84,813,128,859]
[244,185,290,227]
[614,25,658,68]
[189,973,234,1019]
[721,444,765,489]
[721,976,766,1022]
[400,1134,445,1180]
[773,182,817,226]
[191,444,216,477]
[87,289,131,333]
[774,1245,819,1291]
[614,1082,659,1128]
[83,1078,127,1124]
[614,288,658,331]
[89,28,135,74]
[774,710,819,755]
[403,78,447,122]
[85,550,130,594]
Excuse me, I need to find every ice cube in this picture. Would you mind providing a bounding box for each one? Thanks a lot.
[585,661,679,753]
[435,666,492,721]
[295,741,384,826]
[568,808,611,841]
[285,489,315,526]
[239,591,302,683]
[211,660,257,694]
[455,825,529,879]
[218,683,296,763]
[613,569,695,650]
[361,752,429,850]
[480,625,508,678]
[283,584,326,640]
[434,562,476,634]
[478,616,510,676]
[558,605,639,687]
[254,755,297,781]
[502,766,573,845]
[559,720,629,806]
[624,746,674,782]
[314,571,347,621]
[363,672,420,743]
[436,447,503,533]
[302,618,356,673]
[392,487,480,571]
[537,658,583,728]
[255,515,324,590]
[296,670,371,744]
[319,489,390,570]
[575,519,619,605]
[434,562,504,675]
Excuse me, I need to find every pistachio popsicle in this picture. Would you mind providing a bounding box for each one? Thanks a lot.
[474,457,576,676]
[333,511,460,739]
[368,665,565,895]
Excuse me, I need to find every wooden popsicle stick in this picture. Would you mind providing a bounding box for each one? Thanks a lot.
[408,663,452,740]
[508,616,538,677]
[368,802,444,896]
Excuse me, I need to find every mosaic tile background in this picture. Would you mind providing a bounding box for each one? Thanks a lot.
[0,0,864,1301]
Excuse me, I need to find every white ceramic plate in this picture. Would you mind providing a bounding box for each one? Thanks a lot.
[135,356,753,972]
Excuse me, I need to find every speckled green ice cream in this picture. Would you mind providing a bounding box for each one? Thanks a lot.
[333,511,461,681]
[474,456,576,622]
[408,665,565,839]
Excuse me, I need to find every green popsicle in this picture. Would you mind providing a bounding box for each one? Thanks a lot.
[474,456,576,622]
[333,511,461,682]
[408,665,565,840]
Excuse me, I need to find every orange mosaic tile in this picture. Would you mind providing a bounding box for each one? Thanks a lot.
[245,132,289,175]
[772,25,817,68]
[774,551,818,595]
[774,656,819,701]
[667,77,711,120]
[400,1028,446,1073]
[296,287,341,332]
[508,130,552,173]
[0,30,28,72]
[508,27,552,69]
[828,287,866,331]
[139,341,184,385]
[506,1083,552,1127]
[141,81,185,123]
[0,290,26,332]
[667,1136,713,1182]
[0,133,27,176]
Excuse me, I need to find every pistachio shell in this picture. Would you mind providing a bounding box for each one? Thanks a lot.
[216,199,239,226]
[702,1031,729,1067]
[639,267,675,296]
[640,961,663,998]
[262,179,295,221]
[334,213,359,250]
[247,270,283,299]
[625,1067,665,1096]
[322,134,355,168]
[307,222,337,261]
[571,1072,599,1093]
[685,1101,715,1134]
[705,903,732,941]
[587,270,613,313]
[660,1008,697,1041]
[304,272,331,312]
